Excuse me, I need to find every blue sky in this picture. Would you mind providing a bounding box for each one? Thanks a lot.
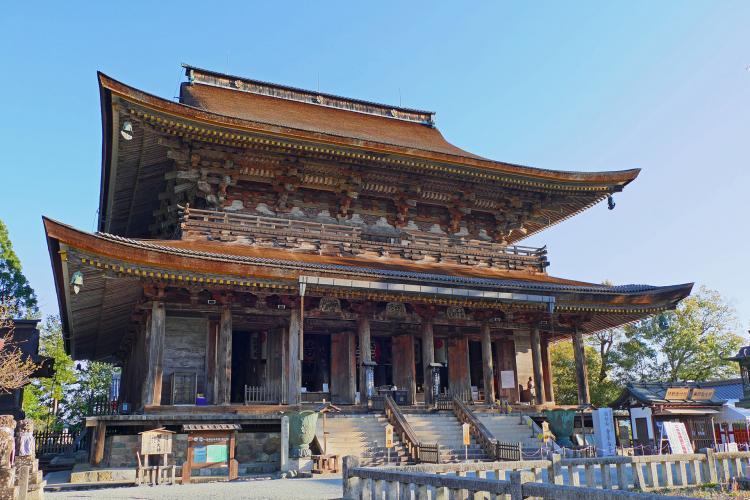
[1,2,749,330]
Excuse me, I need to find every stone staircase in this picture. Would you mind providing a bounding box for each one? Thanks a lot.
[475,412,545,453]
[403,412,490,462]
[315,414,412,466]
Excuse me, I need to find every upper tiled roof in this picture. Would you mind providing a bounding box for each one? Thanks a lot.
[179,77,484,160]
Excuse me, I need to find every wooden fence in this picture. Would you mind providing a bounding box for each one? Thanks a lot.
[34,430,86,456]
[244,385,281,404]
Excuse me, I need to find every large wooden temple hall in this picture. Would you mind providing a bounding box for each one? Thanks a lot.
[45,65,692,417]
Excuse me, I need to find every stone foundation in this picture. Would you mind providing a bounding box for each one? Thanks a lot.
[104,432,280,469]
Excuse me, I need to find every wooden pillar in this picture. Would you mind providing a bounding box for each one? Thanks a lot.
[421,319,436,405]
[447,335,471,397]
[206,321,217,404]
[513,330,534,404]
[142,301,166,407]
[216,305,232,405]
[530,327,546,405]
[357,315,372,402]
[572,328,590,405]
[392,334,416,405]
[540,337,555,403]
[92,420,107,466]
[480,322,495,404]
[287,310,302,404]
[331,332,356,404]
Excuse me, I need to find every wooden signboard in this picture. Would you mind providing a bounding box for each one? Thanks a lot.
[140,429,173,455]
[181,424,240,484]
[384,424,394,449]
[691,388,715,401]
[664,388,690,400]
[462,423,471,446]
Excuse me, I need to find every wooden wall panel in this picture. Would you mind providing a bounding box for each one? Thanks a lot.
[162,316,208,403]
[447,336,471,395]
[392,334,416,404]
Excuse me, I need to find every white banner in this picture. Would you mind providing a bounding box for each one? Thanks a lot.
[662,421,693,454]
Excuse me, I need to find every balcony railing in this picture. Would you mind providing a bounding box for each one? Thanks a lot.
[178,206,549,272]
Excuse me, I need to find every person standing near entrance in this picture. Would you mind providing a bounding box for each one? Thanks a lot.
[527,377,536,403]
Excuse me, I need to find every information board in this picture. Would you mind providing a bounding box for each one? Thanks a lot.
[193,445,207,464]
[662,421,693,454]
[500,370,515,389]
[207,444,228,463]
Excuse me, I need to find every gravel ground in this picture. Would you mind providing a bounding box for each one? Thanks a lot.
[46,477,343,500]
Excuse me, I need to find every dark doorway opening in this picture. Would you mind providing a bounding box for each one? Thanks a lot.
[231,331,268,403]
[469,340,483,391]
[372,337,392,388]
[302,334,330,392]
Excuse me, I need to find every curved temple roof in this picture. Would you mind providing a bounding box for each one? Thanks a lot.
[99,70,640,187]
[44,217,692,360]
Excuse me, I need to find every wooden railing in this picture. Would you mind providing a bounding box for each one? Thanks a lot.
[87,396,122,416]
[452,397,505,460]
[244,385,281,404]
[34,430,89,456]
[383,394,440,464]
[179,205,549,272]
[497,441,524,461]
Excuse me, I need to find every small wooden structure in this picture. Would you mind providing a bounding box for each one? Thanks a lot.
[136,427,175,486]
[181,424,240,484]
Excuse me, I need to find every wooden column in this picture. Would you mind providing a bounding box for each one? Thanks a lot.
[392,334,416,405]
[447,335,471,397]
[530,327,546,405]
[540,337,555,403]
[572,327,590,405]
[287,310,302,404]
[331,332,356,404]
[216,305,232,405]
[421,319,436,405]
[513,330,534,403]
[357,315,372,402]
[206,321,217,405]
[92,421,107,467]
[480,322,496,404]
[142,301,165,407]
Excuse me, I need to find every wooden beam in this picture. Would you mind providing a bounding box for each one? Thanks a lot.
[92,421,107,467]
[480,322,496,404]
[216,306,232,404]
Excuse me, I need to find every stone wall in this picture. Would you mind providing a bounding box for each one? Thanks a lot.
[104,432,280,467]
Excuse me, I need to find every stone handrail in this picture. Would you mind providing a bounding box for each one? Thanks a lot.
[342,456,696,500]
[344,449,750,493]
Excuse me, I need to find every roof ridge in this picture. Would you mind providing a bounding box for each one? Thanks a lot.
[182,63,435,125]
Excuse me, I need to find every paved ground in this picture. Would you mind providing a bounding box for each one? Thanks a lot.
[46,477,343,499]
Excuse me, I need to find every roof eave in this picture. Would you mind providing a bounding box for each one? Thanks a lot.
[97,72,641,188]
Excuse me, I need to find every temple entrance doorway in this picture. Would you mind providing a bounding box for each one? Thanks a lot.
[372,337,393,388]
[302,333,331,394]
[230,331,268,403]
[469,340,484,399]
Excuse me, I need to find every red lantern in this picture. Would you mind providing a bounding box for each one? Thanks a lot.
[435,339,444,349]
